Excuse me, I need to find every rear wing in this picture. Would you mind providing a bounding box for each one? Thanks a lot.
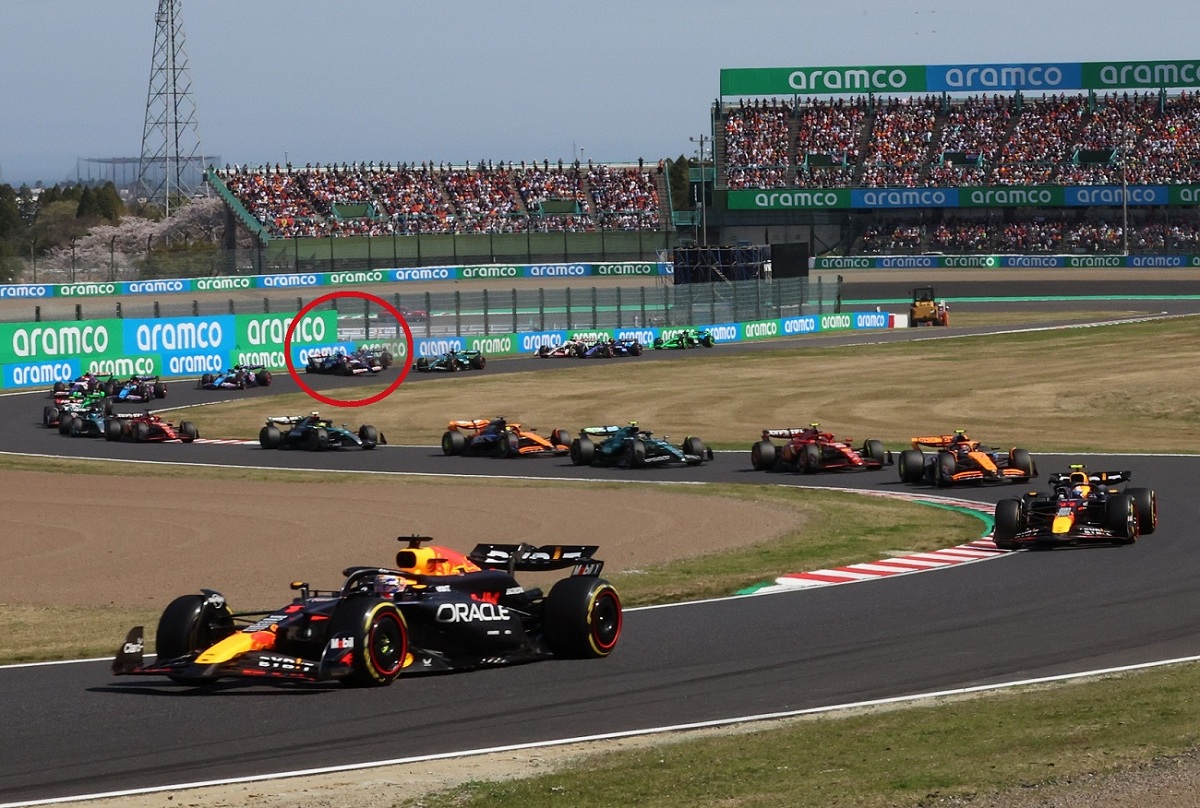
[266,415,305,426]
[911,434,962,449]
[1047,470,1131,485]
[468,543,604,576]
[762,427,832,440]
[448,419,492,432]
[581,425,622,438]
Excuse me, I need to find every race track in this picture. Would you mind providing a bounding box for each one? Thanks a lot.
[2,283,1199,805]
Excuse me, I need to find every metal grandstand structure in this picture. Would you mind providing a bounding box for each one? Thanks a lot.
[138,0,204,213]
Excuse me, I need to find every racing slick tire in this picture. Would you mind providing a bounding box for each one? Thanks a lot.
[993,498,1024,550]
[626,439,647,469]
[379,352,393,370]
[629,342,643,356]
[700,334,715,347]
[550,428,571,449]
[542,576,622,659]
[751,439,777,471]
[69,417,86,437]
[470,354,487,370]
[536,345,550,358]
[898,449,925,483]
[58,415,73,436]
[414,357,430,372]
[306,427,329,451]
[1126,488,1158,536]
[155,592,235,684]
[1105,493,1139,544]
[328,597,407,687]
[682,436,707,465]
[200,374,214,387]
[652,337,664,349]
[497,431,520,458]
[179,421,199,442]
[44,406,58,428]
[442,430,467,456]
[104,419,123,442]
[256,370,273,386]
[358,424,380,448]
[799,442,822,473]
[863,439,887,465]
[570,437,594,466]
[259,424,282,449]
[152,383,167,399]
[935,451,957,487]
[1009,448,1035,478]
[52,381,67,393]
[103,381,119,397]
[133,421,151,442]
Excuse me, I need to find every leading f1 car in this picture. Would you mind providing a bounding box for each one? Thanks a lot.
[897,430,1036,487]
[992,465,1157,550]
[112,535,622,687]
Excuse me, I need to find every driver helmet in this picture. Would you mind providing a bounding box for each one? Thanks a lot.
[1069,470,1091,498]
[373,574,403,598]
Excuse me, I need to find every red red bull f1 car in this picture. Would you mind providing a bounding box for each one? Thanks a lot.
[112,536,622,687]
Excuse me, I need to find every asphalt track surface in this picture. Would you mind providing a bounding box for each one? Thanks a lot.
[3,283,1200,805]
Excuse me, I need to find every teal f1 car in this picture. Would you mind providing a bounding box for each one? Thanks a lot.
[569,422,712,468]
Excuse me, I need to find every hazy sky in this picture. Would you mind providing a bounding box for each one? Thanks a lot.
[0,0,1195,186]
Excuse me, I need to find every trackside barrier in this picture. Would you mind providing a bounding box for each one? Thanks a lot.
[813,254,1200,270]
[0,303,891,389]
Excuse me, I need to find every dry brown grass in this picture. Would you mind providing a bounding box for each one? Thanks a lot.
[188,315,1200,452]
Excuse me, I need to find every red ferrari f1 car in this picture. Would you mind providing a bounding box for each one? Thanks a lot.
[112,536,622,687]
[750,424,888,473]
[103,412,199,443]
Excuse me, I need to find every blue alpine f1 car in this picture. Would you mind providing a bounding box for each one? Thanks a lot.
[200,364,272,390]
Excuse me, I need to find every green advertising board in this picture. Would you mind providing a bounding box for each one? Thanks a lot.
[0,318,124,362]
[720,65,925,96]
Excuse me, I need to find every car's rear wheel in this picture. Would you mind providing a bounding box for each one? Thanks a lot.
[1126,488,1157,535]
[329,598,407,687]
[359,424,379,448]
[993,498,1023,550]
[497,431,520,458]
[133,421,151,442]
[442,430,466,456]
[898,449,925,483]
[153,383,167,399]
[470,354,486,370]
[542,576,622,659]
[751,440,776,471]
[626,439,647,468]
[306,427,329,451]
[570,437,594,466]
[1105,493,1139,544]
[256,370,273,386]
[58,416,73,436]
[69,417,85,437]
[259,424,282,449]
[550,428,571,449]
[629,342,643,356]
[155,592,235,684]
[200,373,214,387]
[104,419,123,442]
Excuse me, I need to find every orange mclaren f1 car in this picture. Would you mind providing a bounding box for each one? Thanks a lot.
[112,536,622,687]
[898,430,1036,487]
[441,417,572,458]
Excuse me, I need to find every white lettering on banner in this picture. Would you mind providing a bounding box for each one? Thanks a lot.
[520,333,559,351]
[1131,256,1185,267]
[783,317,817,334]
[880,257,935,268]
[136,321,223,352]
[818,257,871,269]
[743,323,776,338]
[461,267,519,279]
[1073,187,1161,205]
[569,331,609,342]
[616,329,655,343]
[1099,63,1199,87]
[247,316,326,346]
[128,280,185,294]
[435,602,511,623]
[419,339,464,357]
[11,362,73,385]
[943,66,1063,89]
[944,256,997,268]
[59,283,116,297]
[596,263,653,275]
[88,357,155,376]
[0,285,49,298]
[821,314,852,329]
[968,188,1055,205]
[196,277,251,291]
[1178,187,1200,204]
[861,189,948,207]
[1006,256,1061,267]
[329,271,384,284]
[788,67,905,92]
[530,265,587,277]
[13,325,110,357]
[394,268,452,281]
[471,337,512,354]
[262,274,318,288]
[168,354,223,374]
[237,351,285,367]
[855,312,889,328]
[1066,256,1122,268]
[754,191,840,208]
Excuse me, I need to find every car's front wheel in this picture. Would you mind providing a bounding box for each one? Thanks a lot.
[329,598,408,687]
